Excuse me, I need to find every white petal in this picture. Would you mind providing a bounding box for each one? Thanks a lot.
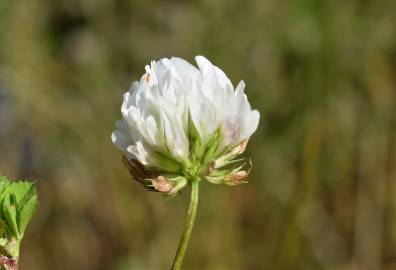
[189,95,217,143]
[235,80,245,96]
[111,130,130,151]
[241,110,260,140]
[162,110,189,161]
[214,66,232,88]
[170,57,199,79]
[128,81,139,94]
[196,55,232,88]
[127,141,150,165]
[195,55,213,76]
[145,115,158,145]
[115,119,129,134]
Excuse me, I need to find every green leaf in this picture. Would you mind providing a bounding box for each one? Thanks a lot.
[3,181,35,203]
[0,181,7,197]
[0,218,6,237]
[18,193,38,237]
[0,176,38,259]
[16,183,36,211]
[3,198,19,239]
[0,181,37,237]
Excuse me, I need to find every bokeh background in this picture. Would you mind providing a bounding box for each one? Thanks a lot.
[1,0,396,269]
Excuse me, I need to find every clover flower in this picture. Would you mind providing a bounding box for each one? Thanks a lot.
[112,56,259,195]
[112,56,259,269]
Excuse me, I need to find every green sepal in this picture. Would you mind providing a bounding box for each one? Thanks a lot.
[18,191,38,238]
[200,131,220,170]
[187,114,204,161]
[150,150,184,173]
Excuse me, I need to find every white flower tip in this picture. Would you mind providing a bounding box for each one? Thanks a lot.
[195,55,207,62]
[247,110,260,137]
[195,55,213,72]
[235,80,246,95]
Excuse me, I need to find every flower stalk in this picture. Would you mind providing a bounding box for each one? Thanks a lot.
[171,180,199,270]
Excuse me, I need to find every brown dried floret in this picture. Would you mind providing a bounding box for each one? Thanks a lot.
[122,156,175,194]
[224,158,252,185]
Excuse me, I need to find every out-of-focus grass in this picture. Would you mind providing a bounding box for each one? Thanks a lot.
[1,0,396,269]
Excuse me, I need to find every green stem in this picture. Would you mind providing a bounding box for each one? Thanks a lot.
[171,180,199,270]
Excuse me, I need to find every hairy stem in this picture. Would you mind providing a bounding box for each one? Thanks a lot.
[171,180,199,270]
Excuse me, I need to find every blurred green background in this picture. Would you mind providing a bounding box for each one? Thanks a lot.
[1,0,396,269]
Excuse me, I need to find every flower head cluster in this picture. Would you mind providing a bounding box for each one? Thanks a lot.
[112,56,259,195]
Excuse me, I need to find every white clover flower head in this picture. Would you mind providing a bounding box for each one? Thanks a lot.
[112,56,260,195]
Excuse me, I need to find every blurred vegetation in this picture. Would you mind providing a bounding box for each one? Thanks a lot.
[1,0,396,269]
